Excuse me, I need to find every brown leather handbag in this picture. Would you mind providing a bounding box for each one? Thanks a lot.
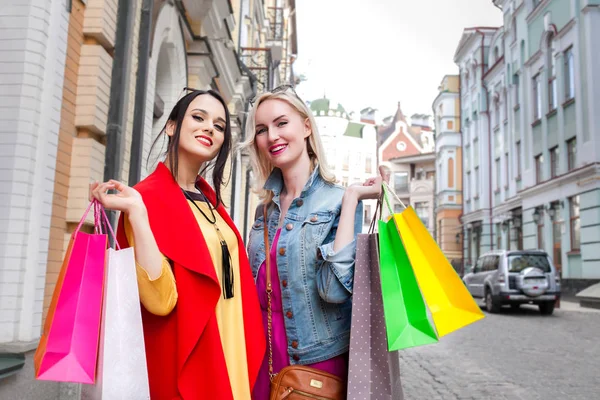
[262,204,346,400]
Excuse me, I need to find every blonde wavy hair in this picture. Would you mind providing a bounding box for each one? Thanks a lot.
[239,89,336,203]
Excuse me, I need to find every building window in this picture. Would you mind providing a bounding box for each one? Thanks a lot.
[365,156,372,174]
[570,195,580,251]
[447,120,454,130]
[533,73,542,120]
[513,74,520,106]
[474,167,480,195]
[415,202,429,227]
[448,158,454,188]
[547,35,557,111]
[550,147,559,178]
[465,171,471,200]
[497,223,502,250]
[504,153,509,186]
[495,158,501,190]
[537,219,545,250]
[516,141,522,179]
[567,137,577,171]
[535,154,544,183]
[564,47,575,101]
[394,172,408,193]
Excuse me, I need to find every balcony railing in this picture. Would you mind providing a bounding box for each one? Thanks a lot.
[267,7,285,41]
[240,47,273,92]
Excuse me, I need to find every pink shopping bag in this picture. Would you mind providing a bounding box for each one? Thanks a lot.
[34,200,108,384]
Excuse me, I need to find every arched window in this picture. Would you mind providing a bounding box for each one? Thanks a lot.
[511,17,517,41]
[547,33,557,110]
[494,46,499,62]
[448,158,455,188]
[520,40,525,65]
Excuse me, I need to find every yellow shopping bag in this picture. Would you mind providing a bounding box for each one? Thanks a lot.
[393,207,484,337]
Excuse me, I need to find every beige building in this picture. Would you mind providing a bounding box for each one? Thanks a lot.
[432,75,463,272]
[0,0,297,397]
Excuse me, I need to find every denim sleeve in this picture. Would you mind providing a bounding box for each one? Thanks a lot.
[316,201,363,304]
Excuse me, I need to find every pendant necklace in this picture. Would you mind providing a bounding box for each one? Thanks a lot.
[182,186,234,299]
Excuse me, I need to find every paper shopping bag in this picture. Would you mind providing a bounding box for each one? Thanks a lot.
[378,219,438,351]
[348,233,404,400]
[34,201,107,384]
[81,246,150,400]
[393,207,484,337]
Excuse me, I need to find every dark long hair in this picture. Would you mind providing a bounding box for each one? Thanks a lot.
[148,89,232,206]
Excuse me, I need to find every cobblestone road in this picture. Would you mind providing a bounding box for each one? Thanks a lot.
[399,303,600,400]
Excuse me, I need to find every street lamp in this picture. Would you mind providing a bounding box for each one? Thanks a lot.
[547,205,556,220]
[513,217,522,228]
[502,220,510,232]
[532,207,542,225]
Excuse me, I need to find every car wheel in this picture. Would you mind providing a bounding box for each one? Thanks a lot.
[539,302,555,315]
[485,289,501,313]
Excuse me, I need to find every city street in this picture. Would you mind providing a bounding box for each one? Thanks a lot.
[399,303,600,400]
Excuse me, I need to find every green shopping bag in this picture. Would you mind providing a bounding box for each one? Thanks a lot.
[378,217,438,351]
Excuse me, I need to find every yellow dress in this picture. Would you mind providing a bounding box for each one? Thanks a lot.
[123,198,251,399]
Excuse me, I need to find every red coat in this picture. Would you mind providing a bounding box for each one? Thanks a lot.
[116,162,265,399]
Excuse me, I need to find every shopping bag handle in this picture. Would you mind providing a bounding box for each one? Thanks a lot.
[368,195,382,234]
[74,199,121,250]
[75,200,98,235]
[95,203,121,250]
[381,181,407,215]
[368,180,408,233]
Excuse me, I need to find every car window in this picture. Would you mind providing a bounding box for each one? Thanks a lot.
[481,257,490,272]
[488,256,500,271]
[475,256,487,273]
[507,254,552,273]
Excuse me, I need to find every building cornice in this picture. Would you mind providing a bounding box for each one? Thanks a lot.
[526,0,552,23]
[492,195,523,217]
[453,27,499,62]
[390,152,436,164]
[483,55,505,80]
[519,163,600,198]
[432,90,459,109]
[525,49,543,68]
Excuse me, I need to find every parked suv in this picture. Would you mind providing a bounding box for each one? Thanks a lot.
[462,250,561,315]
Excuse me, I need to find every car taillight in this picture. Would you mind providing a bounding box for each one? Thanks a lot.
[498,275,506,283]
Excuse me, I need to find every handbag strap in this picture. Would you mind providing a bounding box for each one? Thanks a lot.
[263,203,275,381]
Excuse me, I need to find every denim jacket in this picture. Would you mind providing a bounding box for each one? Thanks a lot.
[247,167,363,365]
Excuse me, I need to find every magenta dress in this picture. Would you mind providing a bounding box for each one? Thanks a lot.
[252,229,348,399]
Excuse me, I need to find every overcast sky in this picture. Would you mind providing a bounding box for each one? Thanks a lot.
[293,0,503,121]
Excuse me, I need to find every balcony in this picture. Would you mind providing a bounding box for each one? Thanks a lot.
[409,177,434,196]
[239,47,273,92]
[267,7,285,42]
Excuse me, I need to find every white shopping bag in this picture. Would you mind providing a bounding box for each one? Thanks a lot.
[82,247,150,400]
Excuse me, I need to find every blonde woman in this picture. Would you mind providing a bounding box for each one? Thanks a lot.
[242,85,381,398]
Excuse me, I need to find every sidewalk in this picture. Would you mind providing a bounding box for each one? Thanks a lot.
[558,300,600,313]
